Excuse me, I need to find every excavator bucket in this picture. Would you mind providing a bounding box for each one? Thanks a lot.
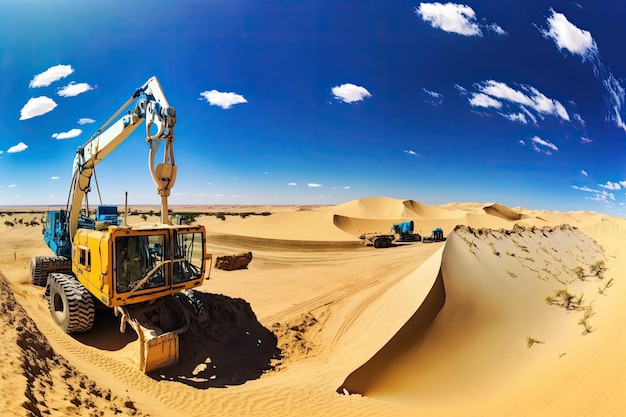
[142,331,180,373]
[115,295,190,373]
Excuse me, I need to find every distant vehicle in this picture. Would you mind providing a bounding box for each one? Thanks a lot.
[359,232,395,248]
[360,220,424,249]
[423,227,446,242]
[391,221,421,242]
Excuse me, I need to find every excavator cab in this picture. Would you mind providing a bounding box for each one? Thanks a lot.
[112,229,206,295]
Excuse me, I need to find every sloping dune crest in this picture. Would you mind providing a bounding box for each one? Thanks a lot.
[332,215,401,237]
[482,202,522,220]
[339,223,625,415]
[332,197,415,219]
[403,200,467,219]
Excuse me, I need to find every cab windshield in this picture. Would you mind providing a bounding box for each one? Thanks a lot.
[115,230,204,293]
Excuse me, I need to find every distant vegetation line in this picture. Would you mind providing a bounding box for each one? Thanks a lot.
[0,209,273,227]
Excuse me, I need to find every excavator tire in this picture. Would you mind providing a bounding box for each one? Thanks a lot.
[175,289,208,323]
[374,237,391,249]
[30,256,72,287]
[48,273,95,333]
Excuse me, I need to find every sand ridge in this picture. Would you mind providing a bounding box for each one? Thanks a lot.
[0,197,624,416]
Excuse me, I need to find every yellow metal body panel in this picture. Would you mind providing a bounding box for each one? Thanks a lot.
[72,224,210,308]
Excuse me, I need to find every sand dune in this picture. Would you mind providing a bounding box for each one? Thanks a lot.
[332,197,415,219]
[482,202,522,220]
[0,197,624,417]
[403,200,467,219]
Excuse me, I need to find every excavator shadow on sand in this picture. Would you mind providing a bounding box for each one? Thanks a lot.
[72,290,281,389]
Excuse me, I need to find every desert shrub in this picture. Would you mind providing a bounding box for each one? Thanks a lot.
[589,261,606,279]
[4,220,14,227]
[578,305,594,334]
[598,278,614,295]
[177,213,199,225]
[573,266,585,281]
[216,212,226,221]
[526,336,544,348]
[546,289,584,310]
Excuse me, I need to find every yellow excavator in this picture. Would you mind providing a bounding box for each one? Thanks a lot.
[30,76,212,373]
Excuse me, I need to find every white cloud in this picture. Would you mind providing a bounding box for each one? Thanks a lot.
[199,90,247,109]
[518,140,526,145]
[572,112,586,127]
[487,23,507,35]
[572,184,615,202]
[288,182,298,186]
[29,64,74,88]
[404,149,421,157]
[7,142,28,153]
[454,84,468,95]
[500,112,528,123]
[78,117,95,125]
[8,184,16,188]
[332,83,372,103]
[423,88,443,98]
[581,136,592,144]
[540,9,598,59]
[57,82,93,97]
[531,136,558,151]
[52,128,82,140]
[469,93,502,108]
[416,2,481,36]
[581,170,588,177]
[423,88,443,105]
[572,185,597,193]
[520,106,538,124]
[474,80,569,121]
[540,10,626,132]
[51,176,60,180]
[591,190,615,202]
[344,186,351,189]
[415,2,505,37]
[598,181,621,191]
[19,96,57,120]
[308,183,323,188]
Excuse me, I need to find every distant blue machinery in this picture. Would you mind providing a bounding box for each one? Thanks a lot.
[391,220,421,242]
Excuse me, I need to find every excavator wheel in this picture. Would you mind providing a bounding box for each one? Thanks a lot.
[48,273,95,333]
[175,289,208,323]
[374,237,392,249]
[30,256,71,287]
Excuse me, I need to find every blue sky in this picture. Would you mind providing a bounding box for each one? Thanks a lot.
[1,1,626,215]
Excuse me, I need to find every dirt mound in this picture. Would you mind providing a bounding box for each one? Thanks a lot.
[215,251,253,270]
[0,274,146,417]
[155,290,280,388]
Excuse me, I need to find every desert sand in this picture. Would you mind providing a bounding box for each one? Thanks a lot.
[1,197,625,416]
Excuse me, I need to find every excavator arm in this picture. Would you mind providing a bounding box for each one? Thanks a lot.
[68,76,177,241]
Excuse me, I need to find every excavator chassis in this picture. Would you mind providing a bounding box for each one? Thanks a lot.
[33,255,197,374]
